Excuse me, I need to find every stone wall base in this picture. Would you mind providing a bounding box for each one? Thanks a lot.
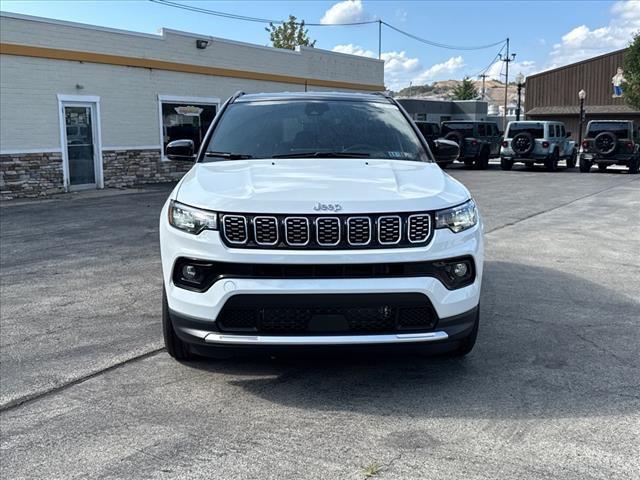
[0,148,192,200]
[102,149,191,188]
[0,152,64,200]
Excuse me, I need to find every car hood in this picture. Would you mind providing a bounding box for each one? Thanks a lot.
[176,159,470,214]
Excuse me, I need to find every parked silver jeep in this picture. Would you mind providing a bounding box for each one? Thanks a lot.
[500,121,577,172]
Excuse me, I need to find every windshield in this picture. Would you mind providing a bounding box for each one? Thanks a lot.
[507,123,544,139]
[203,100,430,162]
[587,122,630,139]
[441,123,474,137]
[415,122,438,137]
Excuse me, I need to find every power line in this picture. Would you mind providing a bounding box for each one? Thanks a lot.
[150,0,507,51]
[149,0,378,26]
[469,42,507,79]
[381,21,507,51]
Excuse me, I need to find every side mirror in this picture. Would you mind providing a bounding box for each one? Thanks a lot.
[566,131,572,138]
[433,138,460,163]
[166,139,195,161]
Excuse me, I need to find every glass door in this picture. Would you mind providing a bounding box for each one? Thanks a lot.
[64,106,96,188]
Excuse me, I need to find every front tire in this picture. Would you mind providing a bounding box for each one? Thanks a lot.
[500,157,513,170]
[449,309,479,357]
[566,149,577,168]
[163,286,194,360]
[630,156,640,174]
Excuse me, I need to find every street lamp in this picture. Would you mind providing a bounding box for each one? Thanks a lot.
[578,89,586,149]
[515,72,525,121]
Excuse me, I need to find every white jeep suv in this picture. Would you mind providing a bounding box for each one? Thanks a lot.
[500,120,577,171]
[159,92,484,360]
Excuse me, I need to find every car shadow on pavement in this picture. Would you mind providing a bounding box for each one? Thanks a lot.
[182,260,639,419]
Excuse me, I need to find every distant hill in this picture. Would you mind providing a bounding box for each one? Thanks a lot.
[393,79,523,110]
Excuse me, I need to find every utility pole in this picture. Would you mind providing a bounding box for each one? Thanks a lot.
[498,38,516,131]
[478,74,488,101]
[378,20,382,59]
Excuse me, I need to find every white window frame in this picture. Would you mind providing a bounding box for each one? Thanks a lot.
[57,94,104,191]
[157,95,220,161]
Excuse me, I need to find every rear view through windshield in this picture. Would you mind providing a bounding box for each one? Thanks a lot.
[203,100,430,162]
[587,122,630,139]
[441,123,474,137]
[507,123,544,139]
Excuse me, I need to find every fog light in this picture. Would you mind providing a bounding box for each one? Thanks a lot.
[453,262,468,277]
[182,265,197,280]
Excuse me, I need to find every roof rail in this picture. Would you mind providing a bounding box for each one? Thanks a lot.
[373,90,395,102]
[229,91,245,103]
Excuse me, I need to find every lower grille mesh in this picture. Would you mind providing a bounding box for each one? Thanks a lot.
[217,294,438,335]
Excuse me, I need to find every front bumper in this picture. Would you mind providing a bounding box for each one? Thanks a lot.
[170,306,478,348]
[160,202,484,346]
[500,146,553,162]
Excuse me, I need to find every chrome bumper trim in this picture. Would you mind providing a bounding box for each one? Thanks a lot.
[202,331,448,346]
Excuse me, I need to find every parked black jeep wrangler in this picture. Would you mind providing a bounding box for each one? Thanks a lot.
[414,121,441,144]
[579,120,639,174]
[440,121,502,169]
[414,120,459,166]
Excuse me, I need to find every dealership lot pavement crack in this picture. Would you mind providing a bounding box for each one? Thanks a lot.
[1,168,639,479]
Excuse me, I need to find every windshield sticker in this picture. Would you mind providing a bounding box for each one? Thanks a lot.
[387,151,413,159]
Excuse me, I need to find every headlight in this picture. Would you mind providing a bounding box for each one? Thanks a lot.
[168,200,218,234]
[435,199,478,233]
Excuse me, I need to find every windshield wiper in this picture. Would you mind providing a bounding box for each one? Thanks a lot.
[272,151,370,159]
[205,151,254,160]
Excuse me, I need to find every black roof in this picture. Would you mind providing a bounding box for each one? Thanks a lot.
[235,91,391,103]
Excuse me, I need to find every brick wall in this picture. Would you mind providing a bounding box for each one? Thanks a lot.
[0,152,64,200]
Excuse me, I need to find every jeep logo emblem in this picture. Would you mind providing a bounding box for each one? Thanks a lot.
[313,202,343,212]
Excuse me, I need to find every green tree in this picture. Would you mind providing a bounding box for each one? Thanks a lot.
[266,15,316,50]
[451,77,478,100]
[622,32,640,110]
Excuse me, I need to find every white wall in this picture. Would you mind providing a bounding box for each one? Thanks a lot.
[0,13,384,152]
[0,13,383,86]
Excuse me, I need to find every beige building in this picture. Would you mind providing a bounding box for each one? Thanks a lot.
[0,12,384,199]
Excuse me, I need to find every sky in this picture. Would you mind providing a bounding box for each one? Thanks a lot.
[1,0,639,90]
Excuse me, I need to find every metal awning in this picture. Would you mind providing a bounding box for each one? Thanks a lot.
[526,105,639,116]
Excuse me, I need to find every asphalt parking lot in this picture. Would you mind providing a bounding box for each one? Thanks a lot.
[1,164,639,479]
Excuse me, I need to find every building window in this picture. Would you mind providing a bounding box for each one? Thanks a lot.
[158,95,220,157]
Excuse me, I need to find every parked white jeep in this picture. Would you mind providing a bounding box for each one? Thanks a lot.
[500,121,577,172]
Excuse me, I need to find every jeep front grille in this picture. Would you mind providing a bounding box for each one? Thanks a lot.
[347,217,371,245]
[253,216,278,246]
[219,212,434,249]
[284,217,310,246]
[316,217,341,246]
[222,215,248,244]
[378,216,401,244]
[408,214,431,243]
